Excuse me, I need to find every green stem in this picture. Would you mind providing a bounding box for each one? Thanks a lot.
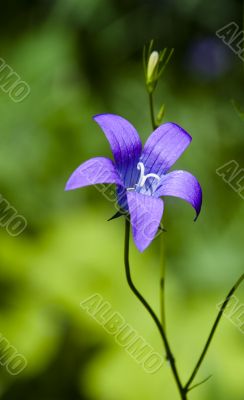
[184,274,244,391]
[149,92,157,130]
[243,0,244,72]
[124,219,187,400]
[148,91,166,329]
[160,244,166,329]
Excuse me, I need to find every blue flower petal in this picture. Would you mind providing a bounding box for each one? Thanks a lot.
[127,191,164,252]
[65,157,123,190]
[154,170,202,219]
[140,122,192,177]
[93,114,142,188]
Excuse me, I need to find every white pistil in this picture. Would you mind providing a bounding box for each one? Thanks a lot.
[136,162,160,188]
[127,162,160,192]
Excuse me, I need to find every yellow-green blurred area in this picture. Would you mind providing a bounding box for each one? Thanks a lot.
[0,0,243,399]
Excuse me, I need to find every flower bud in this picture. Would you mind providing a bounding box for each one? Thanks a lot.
[147,51,159,83]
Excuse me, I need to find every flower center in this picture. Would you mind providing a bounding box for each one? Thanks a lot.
[127,162,160,192]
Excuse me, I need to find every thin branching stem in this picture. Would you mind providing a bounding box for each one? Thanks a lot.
[144,46,244,398]
[184,274,244,390]
[124,219,187,400]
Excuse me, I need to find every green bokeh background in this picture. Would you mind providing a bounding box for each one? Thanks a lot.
[0,0,243,399]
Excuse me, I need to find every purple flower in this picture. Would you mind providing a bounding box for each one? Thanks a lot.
[65,114,202,252]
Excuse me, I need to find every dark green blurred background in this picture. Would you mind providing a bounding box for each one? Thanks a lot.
[0,0,243,399]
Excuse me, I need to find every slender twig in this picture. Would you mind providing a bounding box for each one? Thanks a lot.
[124,219,187,400]
[184,274,244,390]
[188,375,212,392]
